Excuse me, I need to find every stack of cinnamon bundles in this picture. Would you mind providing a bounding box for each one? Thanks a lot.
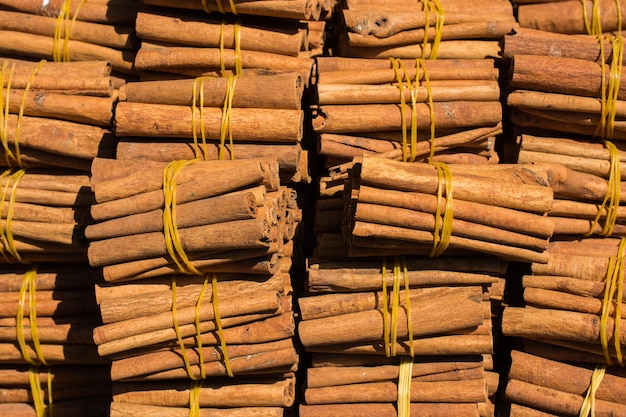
[86,157,301,416]
[313,56,503,169]
[0,264,111,417]
[297,254,505,416]
[131,5,320,80]
[332,0,517,59]
[0,0,140,75]
[113,71,310,183]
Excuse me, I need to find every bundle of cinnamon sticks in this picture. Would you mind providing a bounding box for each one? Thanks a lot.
[0,263,111,416]
[0,59,115,171]
[114,72,310,183]
[332,0,517,59]
[0,169,94,264]
[505,349,626,416]
[132,8,316,79]
[514,134,626,237]
[502,236,626,362]
[297,254,504,416]
[313,57,502,169]
[0,0,140,74]
[341,155,554,263]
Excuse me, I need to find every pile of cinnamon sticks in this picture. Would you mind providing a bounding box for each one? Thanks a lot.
[0,263,110,417]
[0,0,140,75]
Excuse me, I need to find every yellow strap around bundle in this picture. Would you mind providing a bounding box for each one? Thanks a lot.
[171,275,200,380]
[1,169,25,263]
[219,75,237,160]
[422,0,445,59]
[52,0,88,62]
[29,365,52,417]
[585,140,620,236]
[211,273,233,377]
[17,266,47,366]
[189,379,203,417]
[599,237,626,365]
[162,160,201,275]
[397,356,414,417]
[429,162,453,258]
[579,365,607,417]
[382,257,414,358]
[192,76,212,161]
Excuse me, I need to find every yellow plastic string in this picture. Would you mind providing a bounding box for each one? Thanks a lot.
[389,257,402,357]
[233,19,243,76]
[604,32,623,140]
[0,169,25,263]
[429,162,454,258]
[52,0,88,62]
[398,60,419,162]
[219,75,237,161]
[163,160,201,275]
[397,356,413,417]
[401,257,415,357]
[17,266,47,366]
[579,365,607,417]
[191,77,212,161]
[420,61,437,163]
[390,58,410,162]
[171,275,199,380]
[200,0,212,12]
[585,141,620,236]
[189,379,203,417]
[599,237,626,365]
[14,59,45,169]
[46,367,53,417]
[421,0,445,59]
[29,366,47,417]
[194,275,210,380]
[219,19,227,77]
[381,257,391,357]
[0,61,18,167]
[211,273,233,377]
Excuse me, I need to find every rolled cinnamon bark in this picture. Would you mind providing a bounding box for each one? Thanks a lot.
[135,11,304,57]
[0,10,136,50]
[114,102,303,142]
[6,88,114,126]
[0,30,135,73]
[312,101,502,133]
[340,40,502,60]
[516,0,625,34]
[510,55,626,100]
[503,27,609,62]
[299,403,484,417]
[0,0,139,24]
[112,376,296,407]
[133,47,314,75]
[142,0,319,20]
[305,379,487,404]
[110,402,285,417]
[0,58,113,96]
[119,73,304,110]
[0,342,105,364]
[316,81,500,105]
